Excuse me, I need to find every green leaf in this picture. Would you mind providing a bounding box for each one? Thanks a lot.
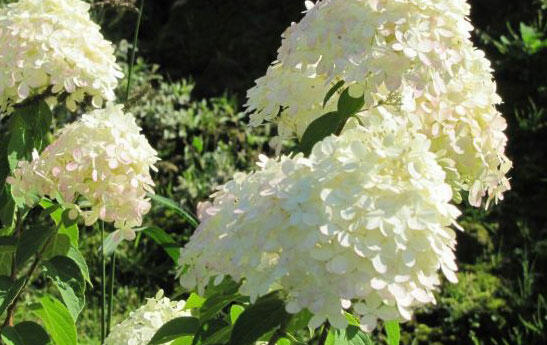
[384,321,400,345]
[0,237,15,276]
[65,246,91,285]
[0,276,25,315]
[286,309,313,334]
[184,293,206,310]
[345,326,374,345]
[299,111,347,156]
[229,291,291,345]
[337,85,365,116]
[199,291,241,323]
[34,296,77,345]
[15,225,55,269]
[142,226,181,263]
[192,137,204,153]
[197,277,243,322]
[1,321,50,345]
[148,317,200,345]
[330,326,373,345]
[0,252,12,276]
[201,325,231,345]
[323,80,345,108]
[277,338,292,345]
[39,200,90,284]
[39,200,79,247]
[43,256,86,321]
[171,336,194,345]
[230,304,245,324]
[0,187,15,228]
[149,194,198,228]
[344,312,360,327]
[5,100,52,178]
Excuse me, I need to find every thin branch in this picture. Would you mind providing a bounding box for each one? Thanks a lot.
[101,221,106,344]
[1,229,53,329]
[125,0,145,103]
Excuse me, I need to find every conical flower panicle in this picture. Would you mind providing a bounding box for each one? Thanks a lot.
[180,112,461,331]
[246,0,511,207]
[8,104,159,237]
[0,0,123,115]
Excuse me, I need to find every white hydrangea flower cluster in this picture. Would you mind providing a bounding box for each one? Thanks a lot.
[105,290,191,345]
[7,104,159,237]
[0,0,123,116]
[179,111,462,331]
[245,0,511,207]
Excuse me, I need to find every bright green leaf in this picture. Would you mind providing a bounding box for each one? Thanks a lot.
[43,256,86,321]
[147,317,200,345]
[34,295,77,345]
[65,246,91,285]
[385,321,400,345]
[184,292,206,310]
[171,336,193,345]
[230,304,245,324]
[278,338,292,345]
[192,137,204,153]
[344,312,360,327]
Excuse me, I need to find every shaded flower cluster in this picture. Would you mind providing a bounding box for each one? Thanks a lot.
[246,0,511,207]
[8,104,158,237]
[180,111,461,331]
[104,290,190,345]
[0,0,123,115]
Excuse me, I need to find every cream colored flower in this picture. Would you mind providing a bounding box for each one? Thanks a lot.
[0,0,123,115]
[179,113,461,331]
[245,0,511,207]
[104,290,191,345]
[7,104,159,234]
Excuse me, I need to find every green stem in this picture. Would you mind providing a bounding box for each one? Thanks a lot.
[317,322,330,345]
[106,253,116,336]
[100,221,106,344]
[125,0,145,103]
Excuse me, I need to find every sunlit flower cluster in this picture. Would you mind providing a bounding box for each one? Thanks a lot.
[179,112,462,331]
[245,0,511,207]
[0,0,123,116]
[7,104,159,236]
[104,290,191,345]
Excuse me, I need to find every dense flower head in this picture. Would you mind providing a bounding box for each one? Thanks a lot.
[104,290,191,345]
[0,0,123,115]
[179,111,462,331]
[245,0,511,207]
[7,104,159,237]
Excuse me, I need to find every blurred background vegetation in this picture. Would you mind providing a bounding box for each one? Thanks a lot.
[2,0,546,344]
